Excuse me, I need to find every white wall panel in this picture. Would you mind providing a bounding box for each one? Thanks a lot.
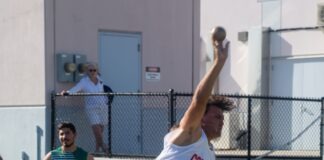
[0,107,47,160]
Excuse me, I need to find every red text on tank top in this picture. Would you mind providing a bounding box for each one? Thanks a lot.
[191,154,203,160]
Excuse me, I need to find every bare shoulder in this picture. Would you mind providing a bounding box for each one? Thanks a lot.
[43,152,51,160]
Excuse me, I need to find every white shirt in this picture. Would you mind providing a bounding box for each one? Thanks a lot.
[156,129,216,160]
[68,76,107,108]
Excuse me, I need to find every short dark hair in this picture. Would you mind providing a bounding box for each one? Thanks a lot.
[57,122,76,134]
[206,95,235,113]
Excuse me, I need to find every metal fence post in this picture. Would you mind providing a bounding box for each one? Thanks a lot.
[168,89,175,129]
[321,97,324,160]
[108,93,112,157]
[247,97,252,160]
[50,92,56,150]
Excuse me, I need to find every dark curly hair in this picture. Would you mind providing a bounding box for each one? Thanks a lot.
[57,121,76,134]
[206,95,235,113]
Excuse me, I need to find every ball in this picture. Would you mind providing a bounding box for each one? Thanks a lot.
[212,26,226,42]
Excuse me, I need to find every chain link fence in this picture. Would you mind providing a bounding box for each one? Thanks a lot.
[51,90,323,159]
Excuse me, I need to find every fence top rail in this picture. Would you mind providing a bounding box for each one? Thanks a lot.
[52,91,322,102]
[174,92,322,102]
[54,92,169,97]
[220,94,322,102]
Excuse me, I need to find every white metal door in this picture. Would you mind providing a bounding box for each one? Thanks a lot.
[270,58,323,150]
[99,31,142,154]
[99,32,141,92]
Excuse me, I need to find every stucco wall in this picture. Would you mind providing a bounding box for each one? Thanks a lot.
[264,0,324,58]
[2,0,324,159]
[201,0,324,151]
[53,0,199,93]
[0,107,47,160]
[0,0,47,160]
[0,0,45,105]
[200,0,262,94]
[46,0,200,156]
[200,0,324,92]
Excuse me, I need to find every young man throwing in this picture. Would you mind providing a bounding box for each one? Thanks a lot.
[156,26,234,160]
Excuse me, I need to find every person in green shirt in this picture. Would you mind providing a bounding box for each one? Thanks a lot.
[43,122,94,160]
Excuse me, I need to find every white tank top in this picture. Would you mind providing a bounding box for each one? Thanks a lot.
[156,129,216,160]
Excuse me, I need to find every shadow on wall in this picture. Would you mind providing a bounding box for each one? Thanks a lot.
[269,31,294,149]
[20,126,43,160]
[270,31,292,57]
[22,152,29,160]
[37,126,43,160]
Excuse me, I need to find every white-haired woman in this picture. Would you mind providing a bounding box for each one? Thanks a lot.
[61,63,111,154]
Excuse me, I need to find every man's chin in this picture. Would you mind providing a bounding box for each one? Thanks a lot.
[63,142,74,148]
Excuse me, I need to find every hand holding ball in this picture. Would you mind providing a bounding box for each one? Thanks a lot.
[211,26,229,62]
[211,26,226,43]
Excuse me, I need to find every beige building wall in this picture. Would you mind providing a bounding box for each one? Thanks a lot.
[2,0,324,159]
[0,0,45,105]
[1,0,201,158]
[47,0,200,155]
[52,0,200,93]
[0,0,47,160]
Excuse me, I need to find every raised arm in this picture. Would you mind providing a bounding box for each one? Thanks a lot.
[179,36,229,137]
